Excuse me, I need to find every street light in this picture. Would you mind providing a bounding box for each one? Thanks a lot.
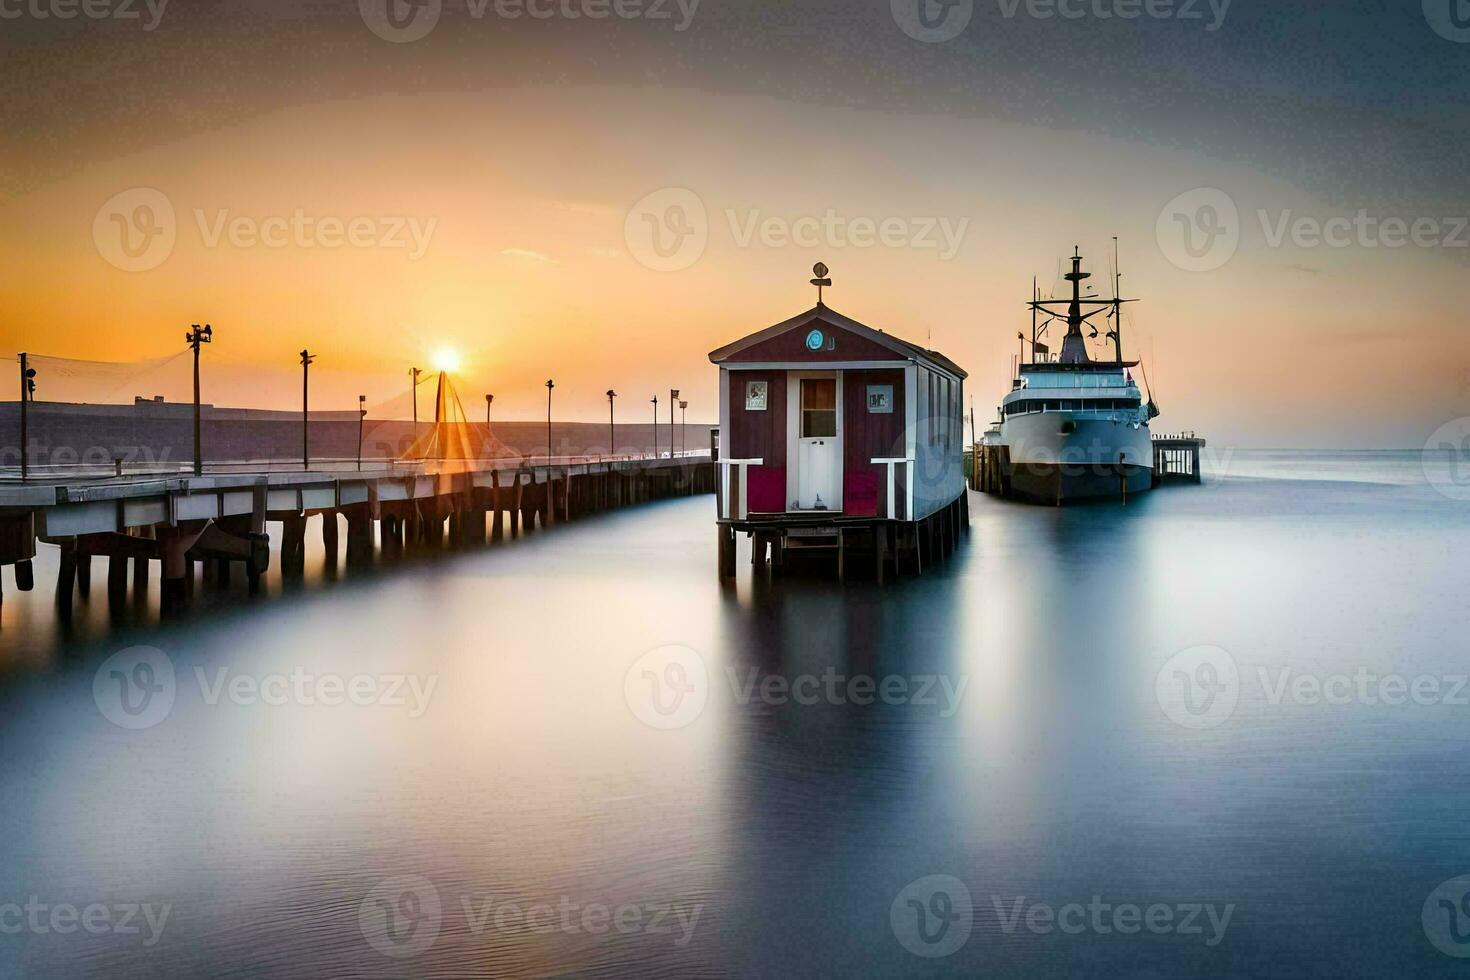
[18,353,36,481]
[606,390,617,457]
[357,395,367,471]
[185,324,212,476]
[484,393,494,460]
[409,366,422,454]
[545,379,555,463]
[300,349,316,470]
[651,396,658,459]
[669,389,679,460]
[679,400,688,457]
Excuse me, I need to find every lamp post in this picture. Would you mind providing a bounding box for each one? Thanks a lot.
[357,395,366,471]
[409,366,422,454]
[18,353,35,481]
[484,393,494,459]
[606,390,617,457]
[300,349,315,470]
[185,324,212,475]
[651,396,658,459]
[669,389,679,459]
[545,379,555,464]
[679,400,688,457]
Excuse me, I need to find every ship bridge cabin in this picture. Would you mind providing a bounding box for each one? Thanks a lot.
[709,300,968,581]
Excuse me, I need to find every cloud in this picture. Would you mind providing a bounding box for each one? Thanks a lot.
[499,248,556,264]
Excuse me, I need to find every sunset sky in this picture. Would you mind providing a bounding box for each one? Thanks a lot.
[1,0,1465,446]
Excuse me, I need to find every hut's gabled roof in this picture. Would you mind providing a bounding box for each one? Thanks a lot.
[708,303,967,380]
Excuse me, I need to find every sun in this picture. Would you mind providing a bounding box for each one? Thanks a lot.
[432,347,462,373]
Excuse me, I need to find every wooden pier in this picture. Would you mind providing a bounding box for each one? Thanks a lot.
[1150,434,1206,485]
[967,434,1207,497]
[0,456,712,616]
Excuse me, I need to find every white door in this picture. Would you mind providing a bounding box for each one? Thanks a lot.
[796,378,839,510]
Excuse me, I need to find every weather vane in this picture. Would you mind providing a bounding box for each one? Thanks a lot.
[810,262,832,305]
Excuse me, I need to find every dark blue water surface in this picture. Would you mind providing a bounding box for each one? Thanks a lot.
[0,451,1467,978]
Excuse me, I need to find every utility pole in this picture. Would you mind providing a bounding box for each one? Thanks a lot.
[18,353,35,481]
[545,379,554,463]
[409,366,422,453]
[357,394,366,472]
[185,324,212,475]
[651,396,658,459]
[679,400,688,457]
[606,390,617,457]
[669,388,679,460]
[300,349,315,470]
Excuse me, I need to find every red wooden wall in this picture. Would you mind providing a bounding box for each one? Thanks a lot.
[842,369,906,517]
[727,370,788,513]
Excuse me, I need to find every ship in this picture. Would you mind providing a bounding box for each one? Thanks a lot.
[983,244,1159,503]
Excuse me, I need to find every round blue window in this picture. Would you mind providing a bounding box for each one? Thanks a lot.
[805,329,824,351]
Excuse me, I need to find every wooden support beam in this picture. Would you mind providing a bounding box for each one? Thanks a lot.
[322,512,340,566]
[717,523,736,579]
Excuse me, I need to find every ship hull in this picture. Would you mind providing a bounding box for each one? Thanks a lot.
[994,414,1153,504]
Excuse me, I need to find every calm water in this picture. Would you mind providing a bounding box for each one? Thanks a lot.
[1,451,1468,978]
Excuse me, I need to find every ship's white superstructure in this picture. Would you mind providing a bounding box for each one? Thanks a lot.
[989,246,1158,502]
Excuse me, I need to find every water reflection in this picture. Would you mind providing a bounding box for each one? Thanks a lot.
[0,474,1467,977]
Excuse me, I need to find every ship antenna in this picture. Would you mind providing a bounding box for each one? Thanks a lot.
[1112,236,1123,362]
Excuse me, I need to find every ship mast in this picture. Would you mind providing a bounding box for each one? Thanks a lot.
[1027,242,1136,365]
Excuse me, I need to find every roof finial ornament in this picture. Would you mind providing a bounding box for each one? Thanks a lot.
[810,262,832,306]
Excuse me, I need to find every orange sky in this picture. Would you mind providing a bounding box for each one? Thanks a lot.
[1,79,1466,445]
